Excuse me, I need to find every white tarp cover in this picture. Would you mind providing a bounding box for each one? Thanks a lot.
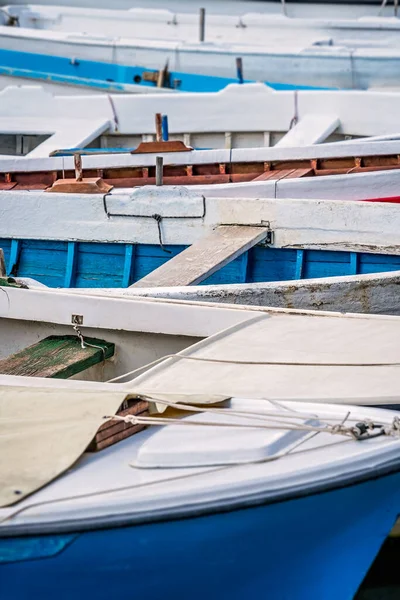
[129,313,400,405]
[0,385,230,507]
[0,386,127,507]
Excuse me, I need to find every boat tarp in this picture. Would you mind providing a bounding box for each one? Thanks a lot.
[0,385,229,507]
[0,386,128,507]
[129,313,400,406]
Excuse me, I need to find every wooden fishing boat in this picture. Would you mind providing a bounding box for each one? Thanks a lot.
[2,136,400,201]
[0,12,399,88]
[1,289,400,600]
[73,269,400,317]
[0,49,179,96]
[1,193,400,289]
[3,84,398,158]
[0,46,327,95]
[5,4,400,47]
[1,0,398,18]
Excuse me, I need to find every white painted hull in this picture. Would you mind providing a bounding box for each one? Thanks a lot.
[2,1,399,19]
[2,285,400,405]
[0,75,172,96]
[2,192,399,253]
[1,137,400,201]
[5,4,400,47]
[110,270,400,316]
[0,21,400,88]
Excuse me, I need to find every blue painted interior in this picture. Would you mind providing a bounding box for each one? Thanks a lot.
[1,238,400,288]
[0,48,335,93]
[1,470,400,600]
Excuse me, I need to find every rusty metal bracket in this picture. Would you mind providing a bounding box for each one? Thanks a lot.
[46,153,113,194]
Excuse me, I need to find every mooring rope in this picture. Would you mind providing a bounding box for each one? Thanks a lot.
[107,352,400,383]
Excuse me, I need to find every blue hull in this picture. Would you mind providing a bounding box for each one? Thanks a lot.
[2,237,400,288]
[1,471,400,600]
[0,48,333,93]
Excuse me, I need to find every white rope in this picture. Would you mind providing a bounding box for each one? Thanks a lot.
[107,352,400,383]
[72,324,107,359]
[108,412,355,437]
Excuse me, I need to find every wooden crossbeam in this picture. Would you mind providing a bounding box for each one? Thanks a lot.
[0,335,115,379]
[131,225,269,288]
[275,115,340,148]
[0,249,5,277]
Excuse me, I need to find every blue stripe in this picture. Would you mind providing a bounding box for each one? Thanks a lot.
[0,48,336,93]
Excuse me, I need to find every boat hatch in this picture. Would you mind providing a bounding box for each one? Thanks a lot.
[131,408,322,468]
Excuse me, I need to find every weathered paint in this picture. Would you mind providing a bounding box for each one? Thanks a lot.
[123,270,400,316]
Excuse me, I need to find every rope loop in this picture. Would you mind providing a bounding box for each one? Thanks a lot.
[152,213,172,253]
[72,324,106,361]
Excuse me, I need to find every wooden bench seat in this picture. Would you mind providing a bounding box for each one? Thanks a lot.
[0,335,115,379]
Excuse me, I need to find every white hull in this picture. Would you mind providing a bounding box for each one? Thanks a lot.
[5,4,400,47]
[1,139,400,201]
[2,286,400,405]
[2,192,399,253]
[2,1,399,19]
[0,20,400,88]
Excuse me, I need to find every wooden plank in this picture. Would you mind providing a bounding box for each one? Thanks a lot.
[88,398,149,452]
[0,335,115,379]
[283,168,314,179]
[0,248,5,277]
[275,115,340,148]
[252,169,296,182]
[294,249,305,280]
[64,241,77,288]
[8,239,20,277]
[122,244,136,287]
[349,252,359,275]
[130,225,269,288]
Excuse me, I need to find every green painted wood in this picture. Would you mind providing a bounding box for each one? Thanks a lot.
[0,335,115,379]
[0,276,24,288]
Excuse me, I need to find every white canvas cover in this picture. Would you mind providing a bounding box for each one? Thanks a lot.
[0,385,230,507]
[129,313,400,406]
[0,386,127,506]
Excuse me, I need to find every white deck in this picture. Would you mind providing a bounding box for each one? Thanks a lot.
[3,84,400,157]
